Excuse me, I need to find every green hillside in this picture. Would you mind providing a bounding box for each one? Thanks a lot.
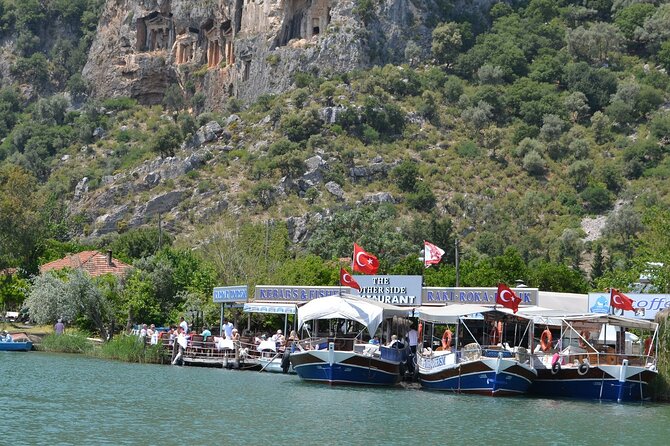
[2,0,670,325]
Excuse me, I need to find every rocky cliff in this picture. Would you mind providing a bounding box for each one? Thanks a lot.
[82,0,451,108]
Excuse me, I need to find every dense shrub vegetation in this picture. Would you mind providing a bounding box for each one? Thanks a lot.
[2,0,670,343]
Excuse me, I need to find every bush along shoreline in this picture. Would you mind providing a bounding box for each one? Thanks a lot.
[36,332,163,363]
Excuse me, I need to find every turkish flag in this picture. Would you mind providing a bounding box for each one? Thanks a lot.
[496,283,522,313]
[610,289,635,311]
[340,268,361,291]
[353,243,379,275]
[424,240,445,268]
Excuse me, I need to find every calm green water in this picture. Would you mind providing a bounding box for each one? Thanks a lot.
[2,352,670,445]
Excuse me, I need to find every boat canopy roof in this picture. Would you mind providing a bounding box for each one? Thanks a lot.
[415,304,537,323]
[521,311,658,331]
[297,294,411,336]
[562,313,658,331]
[415,304,492,323]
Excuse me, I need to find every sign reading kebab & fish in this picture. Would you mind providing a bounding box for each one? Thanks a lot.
[213,285,248,303]
[254,285,346,301]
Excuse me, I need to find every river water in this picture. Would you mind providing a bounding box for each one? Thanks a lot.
[2,352,670,445]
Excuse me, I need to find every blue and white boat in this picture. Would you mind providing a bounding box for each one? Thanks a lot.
[527,313,658,402]
[415,305,537,396]
[289,294,411,386]
[0,334,32,352]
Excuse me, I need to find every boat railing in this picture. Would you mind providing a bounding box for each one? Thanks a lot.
[534,348,657,368]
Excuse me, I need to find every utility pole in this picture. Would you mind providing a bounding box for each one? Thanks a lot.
[455,238,460,287]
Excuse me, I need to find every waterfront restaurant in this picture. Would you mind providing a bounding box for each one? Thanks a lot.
[216,276,601,328]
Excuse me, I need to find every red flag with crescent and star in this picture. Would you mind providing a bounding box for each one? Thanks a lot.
[353,243,379,275]
[496,283,522,314]
[340,268,361,291]
[424,240,445,268]
[610,289,635,312]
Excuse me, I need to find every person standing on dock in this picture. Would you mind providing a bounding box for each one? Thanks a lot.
[179,316,189,334]
[54,319,65,335]
[222,318,234,339]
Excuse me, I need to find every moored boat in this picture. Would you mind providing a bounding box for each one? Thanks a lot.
[289,294,411,385]
[527,313,658,402]
[0,340,33,351]
[415,305,537,396]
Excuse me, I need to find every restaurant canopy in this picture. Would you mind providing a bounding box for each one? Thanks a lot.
[297,294,411,336]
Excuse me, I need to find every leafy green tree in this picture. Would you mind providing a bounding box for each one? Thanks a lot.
[614,2,656,40]
[603,205,643,244]
[568,160,594,191]
[431,21,464,64]
[271,255,335,286]
[580,185,612,213]
[149,123,181,158]
[0,165,44,271]
[306,205,415,267]
[522,150,546,176]
[281,109,323,143]
[590,243,606,283]
[566,22,624,65]
[0,273,29,311]
[391,159,419,193]
[406,183,436,212]
[563,62,618,112]
[25,269,112,339]
[109,228,172,261]
[558,228,584,268]
[590,111,612,144]
[659,40,670,72]
[163,84,185,112]
[564,91,590,124]
[527,260,590,292]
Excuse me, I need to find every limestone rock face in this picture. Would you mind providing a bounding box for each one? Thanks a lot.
[83,0,448,107]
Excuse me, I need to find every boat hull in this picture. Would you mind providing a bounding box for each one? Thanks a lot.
[290,350,401,385]
[258,356,295,374]
[418,354,536,396]
[530,366,656,402]
[0,341,32,352]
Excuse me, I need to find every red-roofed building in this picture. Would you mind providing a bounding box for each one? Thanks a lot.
[39,251,132,277]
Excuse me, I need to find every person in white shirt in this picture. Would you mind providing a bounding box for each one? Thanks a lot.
[222,318,234,339]
[407,326,418,354]
[179,316,188,334]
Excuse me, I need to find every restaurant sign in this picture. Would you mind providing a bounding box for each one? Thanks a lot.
[351,275,422,306]
[254,285,347,302]
[422,287,538,306]
[213,285,248,303]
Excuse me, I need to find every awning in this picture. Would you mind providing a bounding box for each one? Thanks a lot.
[297,294,411,336]
[243,303,297,315]
[414,304,494,323]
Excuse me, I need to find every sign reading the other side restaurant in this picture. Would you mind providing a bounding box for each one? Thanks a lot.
[213,285,248,303]
[254,285,347,301]
[423,287,538,306]
[351,275,422,306]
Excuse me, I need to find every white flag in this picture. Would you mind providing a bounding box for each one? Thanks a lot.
[424,240,445,268]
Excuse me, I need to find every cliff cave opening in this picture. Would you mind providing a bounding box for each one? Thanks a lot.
[136,11,174,52]
[277,0,330,47]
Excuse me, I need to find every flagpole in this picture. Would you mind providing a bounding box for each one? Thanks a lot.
[422,241,426,287]
[455,238,460,288]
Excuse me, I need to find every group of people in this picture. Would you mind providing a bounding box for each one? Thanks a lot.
[254,329,299,350]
